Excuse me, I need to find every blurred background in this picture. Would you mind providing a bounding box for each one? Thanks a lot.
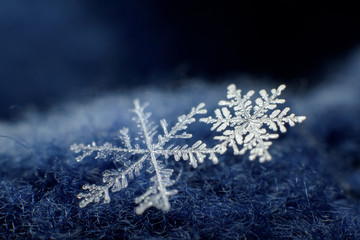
[0,1,360,120]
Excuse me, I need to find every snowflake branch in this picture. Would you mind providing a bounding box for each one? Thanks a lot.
[77,154,148,208]
[135,168,178,214]
[200,107,245,131]
[159,140,219,167]
[70,142,148,162]
[156,103,207,147]
[119,127,132,149]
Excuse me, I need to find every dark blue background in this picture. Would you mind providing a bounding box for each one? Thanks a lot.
[1,1,360,119]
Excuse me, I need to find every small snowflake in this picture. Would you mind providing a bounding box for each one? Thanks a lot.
[71,100,218,214]
[200,84,306,162]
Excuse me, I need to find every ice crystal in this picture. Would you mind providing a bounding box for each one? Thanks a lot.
[70,100,218,214]
[200,84,306,162]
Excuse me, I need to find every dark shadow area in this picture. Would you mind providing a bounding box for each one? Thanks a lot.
[1,1,360,119]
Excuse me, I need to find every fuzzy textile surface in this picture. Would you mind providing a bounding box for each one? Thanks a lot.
[1,55,360,239]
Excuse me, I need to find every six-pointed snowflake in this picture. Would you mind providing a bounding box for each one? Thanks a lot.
[70,100,218,214]
[200,84,306,162]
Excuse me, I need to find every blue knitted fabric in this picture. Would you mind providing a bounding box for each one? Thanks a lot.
[1,53,360,239]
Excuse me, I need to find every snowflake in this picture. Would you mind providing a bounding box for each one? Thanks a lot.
[200,84,306,162]
[70,100,218,214]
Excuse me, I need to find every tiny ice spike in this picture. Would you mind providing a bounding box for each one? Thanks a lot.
[200,84,306,162]
[70,100,218,214]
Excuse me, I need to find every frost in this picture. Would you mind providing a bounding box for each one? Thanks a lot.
[70,100,218,214]
[200,84,306,162]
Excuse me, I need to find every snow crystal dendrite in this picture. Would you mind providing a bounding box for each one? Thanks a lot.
[200,84,306,162]
[70,100,218,214]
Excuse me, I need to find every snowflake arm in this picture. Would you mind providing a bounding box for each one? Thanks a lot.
[159,140,219,167]
[77,154,147,208]
[201,84,306,162]
[70,141,148,163]
[156,103,207,146]
[134,166,178,214]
